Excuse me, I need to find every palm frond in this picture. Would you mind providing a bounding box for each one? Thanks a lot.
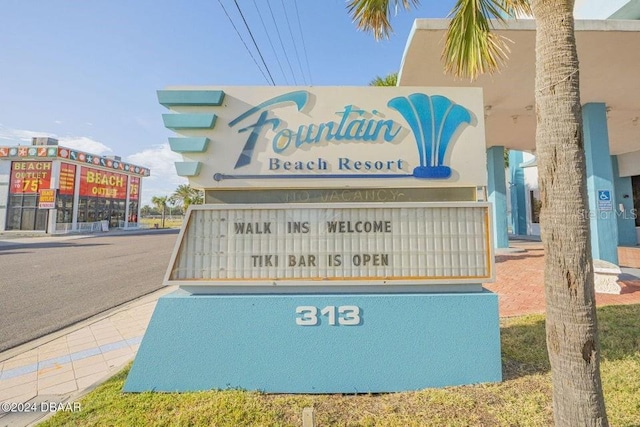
[500,0,531,19]
[443,0,527,80]
[370,72,399,86]
[346,0,531,79]
[347,0,420,40]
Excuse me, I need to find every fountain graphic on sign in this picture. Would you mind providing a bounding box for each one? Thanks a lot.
[388,94,472,179]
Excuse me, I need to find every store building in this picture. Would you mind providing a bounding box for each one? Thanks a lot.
[0,138,150,234]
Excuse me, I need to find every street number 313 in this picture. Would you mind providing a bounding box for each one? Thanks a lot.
[295,305,361,326]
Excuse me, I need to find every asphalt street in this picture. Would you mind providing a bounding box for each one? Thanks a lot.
[0,229,178,352]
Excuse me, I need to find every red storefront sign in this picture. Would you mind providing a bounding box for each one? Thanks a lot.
[59,163,76,196]
[129,177,140,201]
[9,161,52,194]
[79,167,128,199]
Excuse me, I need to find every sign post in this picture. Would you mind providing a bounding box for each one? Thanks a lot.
[124,86,502,393]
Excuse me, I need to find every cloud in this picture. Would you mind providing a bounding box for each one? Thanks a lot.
[0,125,112,155]
[58,136,112,155]
[126,143,187,205]
[0,125,51,144]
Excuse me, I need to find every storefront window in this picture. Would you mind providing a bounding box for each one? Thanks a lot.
[56,195,74,224]
[6,206,22,230]
[110,200,125,227]
[128,201,139,223]
[78,198,87,222]
[34,209,48,230]
[8,194,23,207]
[22,195,37,207]
[96,198,107,221]
[56,162,76,224]
[5,161,52,231]
[128,176,140,224]
[87,198,96,222]
[76,166,128,227]
[76,197,128,227]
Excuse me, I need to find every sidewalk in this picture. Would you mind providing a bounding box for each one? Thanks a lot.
[0,226,161,246]
[2,239,640,426]
[0,286,176,426]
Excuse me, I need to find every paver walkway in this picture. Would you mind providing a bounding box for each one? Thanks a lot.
[487,241,640,317]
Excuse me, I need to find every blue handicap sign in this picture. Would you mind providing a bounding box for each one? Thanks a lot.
[597,190,613,211]
[598,190,611,201]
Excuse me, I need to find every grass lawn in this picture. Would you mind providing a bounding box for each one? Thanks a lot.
[138,217,183,229]
[40,304,640,426]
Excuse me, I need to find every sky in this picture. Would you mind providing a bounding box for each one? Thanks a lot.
[0,0,454,205]
[0,1,616,206]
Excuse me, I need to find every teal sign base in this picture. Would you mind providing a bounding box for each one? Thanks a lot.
[124,290,501,393]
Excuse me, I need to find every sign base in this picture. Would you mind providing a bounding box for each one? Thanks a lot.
[124,290,501,393]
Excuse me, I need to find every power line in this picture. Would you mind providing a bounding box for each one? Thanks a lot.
[217,0,271,85]
[279,0,306,85]
[252,0,289,85]
[293,0,313,85]
[267,0,298,85]
[233,0,275,86]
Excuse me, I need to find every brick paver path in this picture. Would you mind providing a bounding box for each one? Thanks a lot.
[485,243,640,317]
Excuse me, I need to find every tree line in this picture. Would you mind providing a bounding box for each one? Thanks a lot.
[143,184,203,227]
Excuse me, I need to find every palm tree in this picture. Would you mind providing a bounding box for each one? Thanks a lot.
[370,72,398,86]
[140,205,153,217]
[151,195,168,228]
[191,189,204,205]
[169,184,203,214]
[347,1,607,425]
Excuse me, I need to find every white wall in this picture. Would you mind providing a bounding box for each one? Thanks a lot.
[522,152,539,190]
[617,150,640,177]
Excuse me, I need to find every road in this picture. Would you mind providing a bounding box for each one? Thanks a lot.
[0,229,178,353]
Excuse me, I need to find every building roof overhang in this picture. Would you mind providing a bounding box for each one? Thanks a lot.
[398,19,640,155]
[0,145,151,177]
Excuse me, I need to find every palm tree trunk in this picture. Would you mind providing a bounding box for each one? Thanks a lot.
[531,0,608,425]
